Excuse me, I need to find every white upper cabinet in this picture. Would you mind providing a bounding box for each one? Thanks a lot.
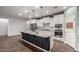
[50,18,54,27]
[53,14,64,24]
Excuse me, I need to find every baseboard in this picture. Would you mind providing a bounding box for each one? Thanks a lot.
[8,34,21,37]
[8,33,21,36]
[74,48,79,52]
[64,42,76,51]
[8,34,21,39]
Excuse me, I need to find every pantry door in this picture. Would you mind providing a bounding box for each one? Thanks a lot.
[64,7,77,49]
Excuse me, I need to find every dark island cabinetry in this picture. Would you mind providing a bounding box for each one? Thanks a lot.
[21,32,50,51]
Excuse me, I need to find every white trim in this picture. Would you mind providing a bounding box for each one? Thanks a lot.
[74,48,79,51]
[64,41,77,51]
[21,39,49,52]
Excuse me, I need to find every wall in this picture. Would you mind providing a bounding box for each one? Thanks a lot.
[76,7,79,51]
[26,21,30,31]
[0,18,8,36]
[64,7,77,49]
[8,17,26,36]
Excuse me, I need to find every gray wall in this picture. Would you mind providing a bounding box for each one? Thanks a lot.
[0,18,8,36]
[8,17,27,36]
[0,16,27,36]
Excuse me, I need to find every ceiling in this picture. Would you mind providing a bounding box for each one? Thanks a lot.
[0,6,65,20]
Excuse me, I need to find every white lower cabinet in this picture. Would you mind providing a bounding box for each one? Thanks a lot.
[54,37,64,42]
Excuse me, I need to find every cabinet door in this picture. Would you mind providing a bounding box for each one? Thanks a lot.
[34,36,38,45]
[32,36,37,45]
[21,32,26,39]
[25,34,30,42]
[21,33,29,41]
[42,38,50,51]
[36,36,43,48]
[27,35,33,43]
[32,35,35,44]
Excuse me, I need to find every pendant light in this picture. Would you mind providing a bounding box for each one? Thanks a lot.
[32,9,35,19]
[40,6,43,18]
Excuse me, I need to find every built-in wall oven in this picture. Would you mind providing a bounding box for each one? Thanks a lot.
[54,24,63,38]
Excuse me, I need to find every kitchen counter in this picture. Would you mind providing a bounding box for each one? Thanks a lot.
[22,30,53,38]
[21,30,53,51]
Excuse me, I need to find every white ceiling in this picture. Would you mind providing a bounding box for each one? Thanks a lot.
[0,6,65,20]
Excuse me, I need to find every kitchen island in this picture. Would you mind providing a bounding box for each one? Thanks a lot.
[21,31,53,51]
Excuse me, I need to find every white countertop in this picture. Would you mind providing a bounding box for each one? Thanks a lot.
[23,30,53,38]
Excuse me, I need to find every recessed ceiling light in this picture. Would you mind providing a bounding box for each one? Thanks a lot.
[25,10,28,13]
[45,11,49,14]
[18,13,22,16]
[36,14,39,17]
[64,7,67,9]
